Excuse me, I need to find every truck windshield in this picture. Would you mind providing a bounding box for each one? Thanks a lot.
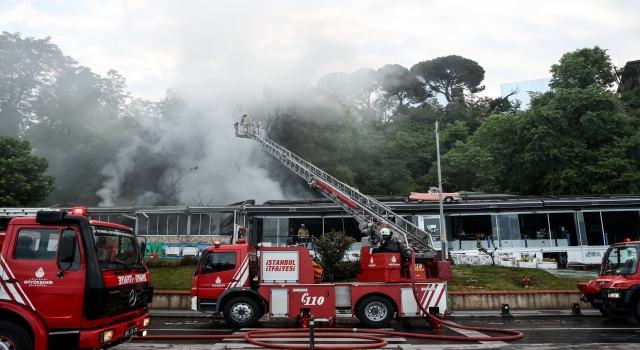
[601,244,639,276]
[93,226,141,271]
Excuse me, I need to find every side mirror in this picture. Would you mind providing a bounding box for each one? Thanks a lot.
[59,232,77,263]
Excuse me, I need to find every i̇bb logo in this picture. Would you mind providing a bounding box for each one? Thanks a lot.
[301,292,325,306]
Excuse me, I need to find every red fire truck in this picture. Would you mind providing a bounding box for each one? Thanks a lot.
[0,208,152,349]
[191,241,450,328]
[577,238,640,321]
[188,119,452,328]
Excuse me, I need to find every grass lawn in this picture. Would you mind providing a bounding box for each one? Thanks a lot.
[148,266,196,290]
[148,263,592,292]
[449,265,589,292]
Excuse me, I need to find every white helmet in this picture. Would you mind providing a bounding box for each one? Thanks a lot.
[380,228,391,237]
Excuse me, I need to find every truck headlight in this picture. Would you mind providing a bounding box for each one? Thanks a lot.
[608,292,620,299]
[99,329,114,343]
[143,317,151,328]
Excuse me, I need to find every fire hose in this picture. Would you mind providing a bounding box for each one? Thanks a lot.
[134,254,523,349]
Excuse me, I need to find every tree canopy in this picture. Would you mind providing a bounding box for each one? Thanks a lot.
[410,55,486,102]
[1,30,638,206]
[0,136,55,206]
[549,46,616,90]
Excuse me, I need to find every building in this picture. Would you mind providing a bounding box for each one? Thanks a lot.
[500,77,552,110]
[16,194,637,265]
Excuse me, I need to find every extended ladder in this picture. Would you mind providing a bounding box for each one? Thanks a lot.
[235,121,437,260]
[0,208,59,218]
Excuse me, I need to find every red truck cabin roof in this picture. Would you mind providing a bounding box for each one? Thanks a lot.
[8,216,133,231]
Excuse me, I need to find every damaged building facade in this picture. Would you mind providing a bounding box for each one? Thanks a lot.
[11,194,636,266]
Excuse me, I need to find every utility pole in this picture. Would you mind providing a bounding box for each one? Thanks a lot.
[435,119,447,261]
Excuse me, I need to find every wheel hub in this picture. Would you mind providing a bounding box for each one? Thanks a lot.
[0,336,15,350]
[231,303,253,322]
[365,302,388,321]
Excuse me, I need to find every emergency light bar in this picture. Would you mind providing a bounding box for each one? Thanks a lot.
[72,207,87,216]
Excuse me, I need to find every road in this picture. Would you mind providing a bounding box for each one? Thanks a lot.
[117,311,640,349]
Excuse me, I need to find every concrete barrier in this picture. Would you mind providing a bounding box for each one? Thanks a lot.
[150,290,582,311]
[150,291,191,310]
[448,290,581,311]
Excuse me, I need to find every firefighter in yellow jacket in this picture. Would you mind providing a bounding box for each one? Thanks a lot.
[298,224,309,247]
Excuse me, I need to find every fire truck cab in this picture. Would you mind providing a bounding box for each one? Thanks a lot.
[577,239,640,320]
[191,240,450,328]
[0,209,153,349]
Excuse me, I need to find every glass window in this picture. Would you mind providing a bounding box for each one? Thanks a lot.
[220,212,234,236]
[94,226,140,270]
[210,213,220,235]
[137,214,149,236]
[601,244,639,276]
[583,212,604,245]
[519,214,549,240]
[15,229,59,260]
[601,211,640,244]
[548,212,578,247]
[190,214,202,235]
[59,229,81,271]
[202,252,237,274]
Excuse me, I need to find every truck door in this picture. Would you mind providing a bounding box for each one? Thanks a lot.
[7,226,84,327]
[197,250,243,301]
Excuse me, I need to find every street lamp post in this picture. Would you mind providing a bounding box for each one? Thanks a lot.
[435,119,447,261]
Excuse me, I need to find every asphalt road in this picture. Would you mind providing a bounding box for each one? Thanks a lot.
[117,312,640,349]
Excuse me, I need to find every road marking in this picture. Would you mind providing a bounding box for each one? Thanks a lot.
[445,325,509,346]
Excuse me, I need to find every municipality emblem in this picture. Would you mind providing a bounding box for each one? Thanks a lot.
[35,267,45,278]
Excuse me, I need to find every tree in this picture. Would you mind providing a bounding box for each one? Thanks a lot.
[0,136,55,206]
[410,55,485,102]
[0,32,73,135]
[377,64,428,114]
[312,229,356,281]
[549,46,616,90]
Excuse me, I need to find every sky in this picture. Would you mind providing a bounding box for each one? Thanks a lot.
[2,0,639,102]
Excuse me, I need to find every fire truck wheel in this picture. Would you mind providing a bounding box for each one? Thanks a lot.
[223,297,260,328]
[599,308,631,319]
[357,296,394,328]
[632,298,640,322]
[0,321,33,350]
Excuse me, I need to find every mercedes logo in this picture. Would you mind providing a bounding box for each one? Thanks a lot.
[129,290,137,306]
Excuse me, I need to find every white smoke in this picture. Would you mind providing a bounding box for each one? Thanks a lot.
[96,76,295,207]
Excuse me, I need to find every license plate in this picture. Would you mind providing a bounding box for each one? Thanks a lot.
[593,299,603,304]
[124,327,138,338]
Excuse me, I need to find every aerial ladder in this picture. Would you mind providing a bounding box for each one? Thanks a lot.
[235,117,437,261]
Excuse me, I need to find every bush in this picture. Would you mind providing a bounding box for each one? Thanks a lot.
[312,229,356,281]
[145,256,199,268]
[332,260,361,281]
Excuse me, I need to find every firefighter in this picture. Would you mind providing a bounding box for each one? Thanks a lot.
[298,224,309,247]
[241,114,250,134]
[373,228,397,253]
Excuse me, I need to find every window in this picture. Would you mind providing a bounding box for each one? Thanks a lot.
[14,229,59,260]
[202,252,237,274]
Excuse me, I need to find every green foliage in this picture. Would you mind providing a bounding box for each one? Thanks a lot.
[147,265,197,290]
[145,256,199,268]
[0,136,55,206]
[410,55,486,102]
[449,264,589,292]
[550,46,616,90]
[312,229,356,281]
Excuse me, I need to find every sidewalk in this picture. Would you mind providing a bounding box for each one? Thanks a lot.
[149,308,602,318]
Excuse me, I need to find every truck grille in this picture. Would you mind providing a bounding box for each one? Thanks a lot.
[107,283,153,316]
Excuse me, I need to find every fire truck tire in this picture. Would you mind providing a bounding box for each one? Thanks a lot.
[632,298,640,322]
[0,321,33,350]
[599,308,631,319]
[223,297,261,328]
[357,296,394,328]
[444,196,453,203]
